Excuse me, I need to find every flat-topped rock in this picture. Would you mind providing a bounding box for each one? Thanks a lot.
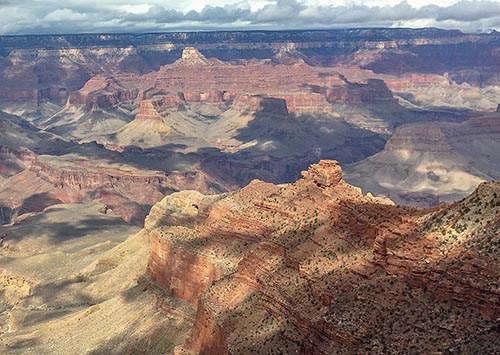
[301,160,343,187]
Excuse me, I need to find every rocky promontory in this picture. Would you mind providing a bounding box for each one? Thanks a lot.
[145,160,500,354]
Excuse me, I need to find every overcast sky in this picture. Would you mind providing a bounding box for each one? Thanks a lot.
[1,0,500,35]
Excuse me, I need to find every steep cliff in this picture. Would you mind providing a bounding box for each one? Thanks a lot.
[146,160,500,354]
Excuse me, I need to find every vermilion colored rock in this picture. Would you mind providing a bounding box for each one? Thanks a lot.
[146,160,500,354]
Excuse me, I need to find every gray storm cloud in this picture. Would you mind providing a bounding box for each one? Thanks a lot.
[0,0,499,34]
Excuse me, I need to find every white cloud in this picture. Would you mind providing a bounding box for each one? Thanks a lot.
[118,4,152,14]
[0,0,500,34]
[44,8,88,22]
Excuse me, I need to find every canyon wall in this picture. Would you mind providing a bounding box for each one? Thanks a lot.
[145,160,500,354]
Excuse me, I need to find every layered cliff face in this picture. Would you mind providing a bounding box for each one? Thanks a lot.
[1,28,499,229]
[1,29,498,75]
[0,150,230,225]
[112,99,174,148]
[345,112,500,206]
[25,45,402,152]
[385,73,500,111]
[1,29,498,130]
[66,75,140,110]
[145,160,500,354]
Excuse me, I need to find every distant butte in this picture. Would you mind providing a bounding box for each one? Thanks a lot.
[176,47,213,66]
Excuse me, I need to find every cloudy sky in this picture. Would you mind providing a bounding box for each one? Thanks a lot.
[1,0,500,35]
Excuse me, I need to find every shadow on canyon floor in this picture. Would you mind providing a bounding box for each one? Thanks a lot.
[4,214,126,244]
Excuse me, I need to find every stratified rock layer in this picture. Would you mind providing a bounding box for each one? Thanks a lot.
[146,160,500,354]
[345,112,500,206]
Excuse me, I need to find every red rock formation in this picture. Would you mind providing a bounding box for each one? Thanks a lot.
[0,147,232,224]
[385,73,450,91]
[134,100,164,121]
[146,160,500,354]
[92,52,365,119]
[66,76,139,111]
[274,92,334,114]
[2,29,499,116]
[300,160,343,187]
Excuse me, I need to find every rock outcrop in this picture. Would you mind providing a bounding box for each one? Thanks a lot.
[146,160,500,354]
[300,160,343,187]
